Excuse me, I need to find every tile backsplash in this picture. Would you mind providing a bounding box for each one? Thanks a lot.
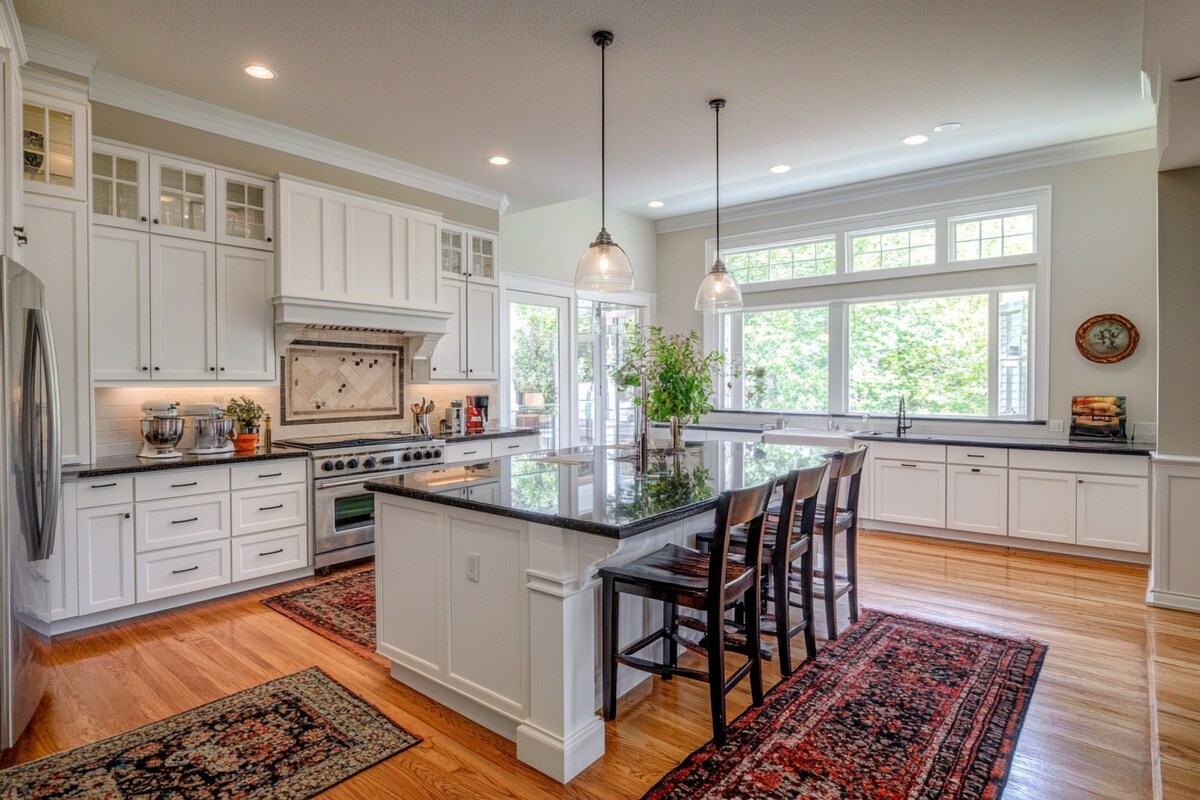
[94,381,499,459]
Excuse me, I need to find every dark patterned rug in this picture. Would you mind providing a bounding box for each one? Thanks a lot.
[263,569,380,663]
[0,667,419,799]
[644,609,1046,800]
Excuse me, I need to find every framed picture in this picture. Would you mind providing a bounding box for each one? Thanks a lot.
[1070,395,1126,440]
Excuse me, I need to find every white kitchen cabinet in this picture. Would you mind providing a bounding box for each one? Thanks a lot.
[871,442,946,528]
[424,276,498,381]
[76,503,136,615]
[136,539,231,602]
[492,434,543,457]
[1076,474,1149,552]
[2,53,23,256]
[1008,469,1077,544]
[21,193,93,464]
[216,171,274,250]
[441,226,498,284]
[149,154,215,241]
[946,464,1007,535]
[216,246,276,380]
[135,493,231,552]
[22,92,88,201]
[444,438,492,464]
[91,231,274,382]
[92,141,150,230]
[428,277,466,379]
[47,486,78,621]
[277,175,441,308]
[151,236,217,380]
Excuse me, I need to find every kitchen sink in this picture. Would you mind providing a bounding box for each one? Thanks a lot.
[761,429,857,447]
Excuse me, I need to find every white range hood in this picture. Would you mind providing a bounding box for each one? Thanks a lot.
[274,296,451,359]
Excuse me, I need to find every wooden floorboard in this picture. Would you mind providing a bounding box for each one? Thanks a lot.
[4,530,1198,799]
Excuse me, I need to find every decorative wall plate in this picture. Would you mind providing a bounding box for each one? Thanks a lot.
[1075,313,1139,363]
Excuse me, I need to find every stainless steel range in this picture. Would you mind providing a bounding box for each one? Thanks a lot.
[277,432,446,569]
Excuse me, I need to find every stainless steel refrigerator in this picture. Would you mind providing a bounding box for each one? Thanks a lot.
[0,254,61,750]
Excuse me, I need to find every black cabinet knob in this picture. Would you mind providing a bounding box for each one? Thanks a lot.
[154,366,160,371]
[266,237,273,243]
[153,218,159,224]
[140,216,148,222]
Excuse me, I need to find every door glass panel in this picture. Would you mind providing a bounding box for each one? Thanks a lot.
[115,156,138,183]
[576,301,640,447]
[93,177,113,216]
[93,152,113,176]
[185,171,204,195]
[227,180,245,204]
[116,183,139,220]
[472,237,495,279]
[186,198,206,231]
[247,185,264,207]
[47,110,74,186]
[441,230,464,275]
[161,167,183,190]
[509,299,564,450]
[247,208,265,240]
[22,105,48,183]
[161,194,183,226]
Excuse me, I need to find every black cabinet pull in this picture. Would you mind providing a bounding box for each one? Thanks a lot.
[171,516,199,525]
[141,366,149,371]
[13,226,27,245]
[153,218,160,224]
[266,236,273,243]
[124,512,131,519]
[258,504,284,511]
[171,565,199,574]
[258,472,282,478]
[966,454,984,458]
[140,216,148,222]
[90,482,118,488]
[463,450,477,455]
[971,468,981,473]
[258,548,284,557]
[209,366,216,371]
[171,481,198,488]
[154,366,160,371]
[901,463,917,467]
[507,444,519,449]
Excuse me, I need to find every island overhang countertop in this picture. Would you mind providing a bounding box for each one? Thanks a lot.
[365,441,840,538]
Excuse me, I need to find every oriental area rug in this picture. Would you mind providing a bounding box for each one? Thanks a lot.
[644,610,1047,800]
[263,568,381,663]
[0,667,419,800]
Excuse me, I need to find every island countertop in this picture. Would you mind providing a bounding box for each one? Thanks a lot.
[366,441,837,539]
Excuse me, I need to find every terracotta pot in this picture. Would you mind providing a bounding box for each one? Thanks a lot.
[233,433,259,453]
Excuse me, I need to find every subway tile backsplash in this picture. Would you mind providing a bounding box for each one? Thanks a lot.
[93,381,498,459]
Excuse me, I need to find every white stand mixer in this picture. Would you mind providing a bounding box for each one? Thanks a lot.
[139,399,184,459]
[184,403,235,455]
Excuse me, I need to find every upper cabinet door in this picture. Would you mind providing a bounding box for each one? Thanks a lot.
[149,155,215,241]
[92,142,150,231]
[151,237,217,379]
[469,232,497,283]
[216,171,275,250]
[441,227,465,277]
[22,93,89,201]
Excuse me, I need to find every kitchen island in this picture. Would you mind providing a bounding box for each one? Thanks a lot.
[366,441,836,782]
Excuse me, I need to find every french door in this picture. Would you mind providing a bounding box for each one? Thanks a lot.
[577,300,641,447]
[505,292,570,450]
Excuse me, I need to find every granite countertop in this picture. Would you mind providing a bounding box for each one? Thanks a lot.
[367,440,838,539]
[850,431,1154,456]
[63,447,309,480]
[443,427,539,443]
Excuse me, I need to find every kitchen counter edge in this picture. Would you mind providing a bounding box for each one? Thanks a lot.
[849,432,1153,456]
[63,448,310,480]
[443,428,540,443]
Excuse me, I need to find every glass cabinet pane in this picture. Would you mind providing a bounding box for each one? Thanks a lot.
[115,156,138,183]
[22,104,49,183]
[93,177,112,216]
[441,230,464,275]
[222,177,268,241]
[93,149,143,221]
[47,110,74,187]
[116,183,139,220]
[472,236,495,279]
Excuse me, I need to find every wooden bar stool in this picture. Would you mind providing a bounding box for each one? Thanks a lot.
[598,480,776,746]
[811,446,868,640]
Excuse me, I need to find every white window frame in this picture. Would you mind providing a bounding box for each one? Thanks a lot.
[706,187,1051,420]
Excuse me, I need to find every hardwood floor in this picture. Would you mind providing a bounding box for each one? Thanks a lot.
[4,531,1198,799]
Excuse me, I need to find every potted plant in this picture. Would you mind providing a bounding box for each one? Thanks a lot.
[612,325,730,453]
[225,395,266,453]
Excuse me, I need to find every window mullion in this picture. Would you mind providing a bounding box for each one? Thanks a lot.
[988,292,999,417]
[829,302,847,415]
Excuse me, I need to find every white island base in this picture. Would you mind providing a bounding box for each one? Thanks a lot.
[374,493,715,782]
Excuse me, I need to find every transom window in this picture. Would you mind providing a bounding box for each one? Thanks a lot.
[724,236,836,284]
[952,209,1035,261]
[848,223,936,272]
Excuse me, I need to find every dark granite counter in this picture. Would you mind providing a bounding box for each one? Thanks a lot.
[367,441,837,539]
[63,447,309,480]
[443,427,540,443]
[850,431,1153,456]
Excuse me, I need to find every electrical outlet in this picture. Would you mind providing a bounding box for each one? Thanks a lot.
[1048,419,1064,432]
[467,553,480,583]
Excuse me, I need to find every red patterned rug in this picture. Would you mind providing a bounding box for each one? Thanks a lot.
[644,610,1046,800]
[0,667,419,799]
[263,569,381,664]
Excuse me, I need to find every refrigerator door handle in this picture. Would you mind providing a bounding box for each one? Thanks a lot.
[20,308,61,560]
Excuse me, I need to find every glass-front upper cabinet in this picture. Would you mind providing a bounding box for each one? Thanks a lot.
[92,142,149,230]
[149,155,215,241]
[216,171,274,250]
[470,232,497,282]
[441,227,465,277]
[23,94,89,200]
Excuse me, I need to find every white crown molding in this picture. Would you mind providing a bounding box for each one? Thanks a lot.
[88,71,508,212]
[656,128,1158,234]
[0,0,26,64]
[22,25,99,77]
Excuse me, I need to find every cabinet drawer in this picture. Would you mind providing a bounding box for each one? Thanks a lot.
[946,445,1007,467]
[232,484,307,536]
[230,460,308,490]
[445,441,491,463]
[76,477,133,508]
[232,526,309,581]
[136,468,230,501]
[136,540,230,602]
[869,441,946,462]
[493,435,542,456]
[136,494,231,552]
[1007,450,1148,477]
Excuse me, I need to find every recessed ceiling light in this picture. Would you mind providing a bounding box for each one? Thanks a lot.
[933,122,961,133]
[903,134,930,145]
[242,64,277,80]
[769,164,791,174]
[647,200,664,208]
[488,155,511,166]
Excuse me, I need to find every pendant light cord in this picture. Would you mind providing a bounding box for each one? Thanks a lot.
[600,38,607,232]
[710,98,726,264]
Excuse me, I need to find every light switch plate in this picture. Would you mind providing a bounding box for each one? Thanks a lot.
[1048,419,1064,432]
[467,553,480,582]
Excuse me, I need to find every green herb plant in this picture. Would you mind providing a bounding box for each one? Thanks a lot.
[611,325,729,423]
[224,395,266,433]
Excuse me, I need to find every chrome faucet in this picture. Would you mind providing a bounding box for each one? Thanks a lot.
[896,396,913,437]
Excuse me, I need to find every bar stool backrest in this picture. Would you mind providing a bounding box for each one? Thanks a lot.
[821,446,868,527]
[707,479,776,596]
[774,464,828,554]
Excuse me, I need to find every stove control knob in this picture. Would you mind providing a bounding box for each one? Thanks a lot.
[363,457,377,469]
[334,460,345,470]
[425,449,435,460]
[412,450,423,460]
[321,461,334,472]
[433,448,442,458]
[401,452,413,462]
[347,458,359,469]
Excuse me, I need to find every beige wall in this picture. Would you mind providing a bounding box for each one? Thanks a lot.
[656,150,1160,426]
[500,198,657,293]
[1157,167,1200,456]
[92,103,499,230]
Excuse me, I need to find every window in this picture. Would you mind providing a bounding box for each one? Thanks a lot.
[712,189,1048,420]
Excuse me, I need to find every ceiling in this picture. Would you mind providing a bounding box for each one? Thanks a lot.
[14,1,1161,219]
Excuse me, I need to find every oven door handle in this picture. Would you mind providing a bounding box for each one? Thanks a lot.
[314,470,413,490]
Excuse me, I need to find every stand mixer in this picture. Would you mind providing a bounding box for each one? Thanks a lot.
[184,403,234,454]
[139,399,184,459]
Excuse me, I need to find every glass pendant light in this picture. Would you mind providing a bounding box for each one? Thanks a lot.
[575,30,635,294]
[695,98,743,312]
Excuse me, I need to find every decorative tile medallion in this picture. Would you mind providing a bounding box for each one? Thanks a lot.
[281,340,404,425]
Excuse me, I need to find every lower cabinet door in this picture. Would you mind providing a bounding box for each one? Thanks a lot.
[232,526,309,581]
[136,540,231,602]
[872,459,946,528]
[946,465,1007,535]
[77,504,136,615]
[1076,475,1149,552]
[1008,469,1076,543]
